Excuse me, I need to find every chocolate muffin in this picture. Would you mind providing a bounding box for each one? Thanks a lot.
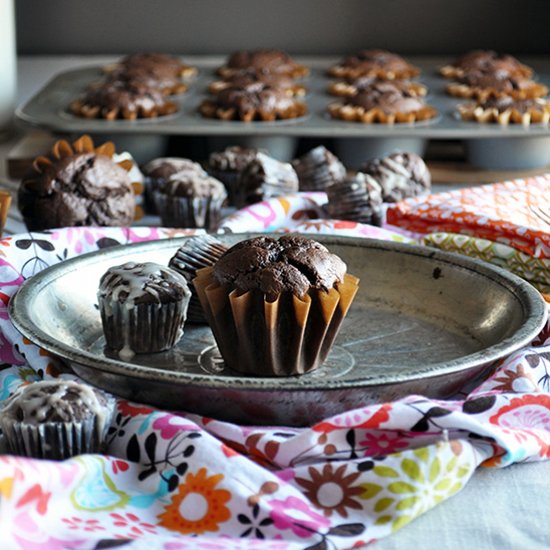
[328,76,427,98]
[217,49,309,79]
[326,172,384,226]
[168,235,229,323]
[153,172,227,229]
[328,81,438,124]
[327,49,420,80]
[0,379,115,460]
[108,52,197,79]
[194,235,359,376]
[457,96,550,125]
[141,157,207,213]
[239,152,299,206]
[105,64,188,96]
[439,50,533,80]
[362,151,431,202]
[199,81,307,122]
[98,262,191,360]
[292,146,347,191]
[18,135,135,231]
[208,70,306,97]
[207,146,260,206]
[70,79,178,120]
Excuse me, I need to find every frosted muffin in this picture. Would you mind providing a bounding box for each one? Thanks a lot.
[98,262,191,360]
[105,64,188,96]
[439,50,533,80]
[446,70,548,101]
[207,146,260,206]
[216,49,309,79]
[208,71,307,97]
[326,172,384,226]
[18,135,135,231]
[328,75,427,98]
[70,79,178,120]
[0,379,115,460]
[168,235,229,323]
[153,172,227,229]
[194,235,359,376]
[199,81,307,122]
[107,52,197,80]
[362,151,431,202]
[238,152,299,206]
[292,146,347,191]
[457,96,550,125]
[327,49,420,80]
[328,81,437,124]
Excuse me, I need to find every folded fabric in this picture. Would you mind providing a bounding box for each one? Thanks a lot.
[422,232,550,295]
[0,227,550,549]
[387,175,550,259]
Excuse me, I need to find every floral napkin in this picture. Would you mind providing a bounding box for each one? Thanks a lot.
[0,225,550,550]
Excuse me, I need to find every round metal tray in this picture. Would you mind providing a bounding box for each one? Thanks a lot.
[9,234,547,426]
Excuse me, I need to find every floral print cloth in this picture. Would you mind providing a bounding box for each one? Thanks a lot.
[386,175,550,259]
[0,226,549,549]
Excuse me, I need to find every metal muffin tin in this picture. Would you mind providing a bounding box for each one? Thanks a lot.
[15,55,550,168]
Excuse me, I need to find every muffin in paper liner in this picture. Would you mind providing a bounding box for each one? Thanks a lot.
[168,235,229,323]
[98,262,191,360]
[0,380,116,460]
[193,236,360,377]
[328,76,427,98]
[457,97,550,125]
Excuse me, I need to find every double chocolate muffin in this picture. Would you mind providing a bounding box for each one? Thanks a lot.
[217,49,309,79]
[208,70,306,97]
[98,261,191,360]
[326,172,384,226]
[111,52,197,80]
[328,81,437,124]
[194,235,359,376]
[239,152,299,206]
[18,135,135,231]
[362,151,431,202]
[0,379,115,460]
[292,146,347,191]
[328,75,427,98]
[199,81,307,122]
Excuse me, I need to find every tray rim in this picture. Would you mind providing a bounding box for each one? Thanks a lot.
[8,234,548,392]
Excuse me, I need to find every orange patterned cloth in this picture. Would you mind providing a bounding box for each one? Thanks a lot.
[386,175,550,259]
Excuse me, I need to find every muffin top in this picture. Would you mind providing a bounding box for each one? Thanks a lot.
[19,137,135,231]
[142,157,207,180]
[339,49,413,72]
[208,146,259,173]
[116,52,188,78]
[222,48,306,76]
[1,380,110,425]
[448,50,531,76]
[479,96,545,113]
[292,145,347,187]
[216,81,299,114]
[213,235,347,300]
[99,262,191,306]
[349,81,426,114]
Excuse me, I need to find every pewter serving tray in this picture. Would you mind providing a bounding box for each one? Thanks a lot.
[9,235,547,426]
[16,55,550,139]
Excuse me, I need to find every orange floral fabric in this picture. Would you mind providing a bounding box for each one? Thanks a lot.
[386,175,550,259]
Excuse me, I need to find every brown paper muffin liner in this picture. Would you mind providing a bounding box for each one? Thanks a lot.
[199,98,308,122]
[194,267,359,377]
[457,101,550,125]
[439,63,533,80]
[327,79,427,98]
[99,297,189,358]
[153,193,226,229]
[1,395,115,460]
[328,101,438,124]
[446,81,548,102]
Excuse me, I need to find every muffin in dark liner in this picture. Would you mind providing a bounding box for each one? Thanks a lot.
[168,235,229,323]
[194,235,359,377]
[292,145,347,191]
[98,262,191,360]
[152,172,228,229]
[207,146,260,206]
[0,379,116,460]
[326,172,384,226]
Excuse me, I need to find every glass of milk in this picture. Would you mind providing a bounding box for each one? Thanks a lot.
[0,0,16,139]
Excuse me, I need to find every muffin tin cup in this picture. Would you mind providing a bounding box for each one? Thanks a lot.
[1,397,115,460]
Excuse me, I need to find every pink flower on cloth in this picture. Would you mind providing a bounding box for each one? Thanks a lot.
[152,413,201,439]
[269,495,330,538]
